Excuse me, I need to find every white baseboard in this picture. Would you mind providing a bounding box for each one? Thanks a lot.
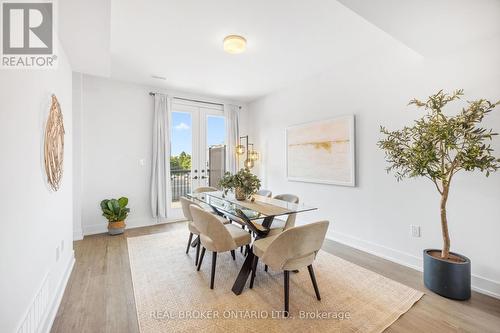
[329,231,422,271]
[73,229,83,241]
[41,251,75,333]
[83,218,184,236]
[329,231,500,300]
[82,223,108,235]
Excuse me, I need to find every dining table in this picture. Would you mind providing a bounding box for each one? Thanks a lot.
[187,191,317,295]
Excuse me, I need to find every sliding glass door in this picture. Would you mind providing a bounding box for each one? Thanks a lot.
[168,101,226,218]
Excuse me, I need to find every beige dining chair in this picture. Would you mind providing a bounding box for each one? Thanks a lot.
[180,196,203,266]
[273,193,299,204]
[258,194,300,272]
[190,205,252,289]
[256,189,272,198]
[238,189,272,248]
[268,194,300,234]
[254,194,299,233]
[193,186,218,193]
[250,194,300,267]
[192,186,218,212]
[250,220,329,316]
[181,196,229,266]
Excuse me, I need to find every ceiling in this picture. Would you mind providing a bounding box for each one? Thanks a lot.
[337,0,500,57]
[59,0,500,102]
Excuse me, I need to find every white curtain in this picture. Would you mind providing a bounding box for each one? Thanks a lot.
[224,104,240,174]
[151,94,171,218]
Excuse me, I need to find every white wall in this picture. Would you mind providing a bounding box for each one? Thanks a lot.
[77,74,156,235]
[59,0,111,77]
[0,49,74,332]
[76,74,246,235]
[72,73,84,240]
[247,37,500,297]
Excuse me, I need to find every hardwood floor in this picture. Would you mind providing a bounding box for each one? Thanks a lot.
[51,222,500,333]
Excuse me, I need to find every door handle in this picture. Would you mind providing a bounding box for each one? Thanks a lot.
[193,176,198,180]
[201,176,206,179]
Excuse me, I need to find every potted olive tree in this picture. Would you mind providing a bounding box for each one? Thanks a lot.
[219,168,261,201]
[100,197,130,235]
[378,90,499,300]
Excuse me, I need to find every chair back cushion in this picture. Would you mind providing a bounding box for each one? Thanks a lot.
[262,220,329,271]
[189,205,235,252]
[180,196,194,221]
[273,194,299,204]
[256,189,272,198]
[193,186,218,193]
[272,194,299,231]
[283,213,297,231]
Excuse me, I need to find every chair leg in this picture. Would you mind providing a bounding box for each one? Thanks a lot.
[307,265,321,300]
[197,247,206,271]
[240,226,245,253]
[195,241,200,266]
[186,233,193,254]
[210,252,217,289]
[264,264,268,272]
[249,256,259,289]
[231,250,236,261]
[244,244,249,256]
[284,271,290,317]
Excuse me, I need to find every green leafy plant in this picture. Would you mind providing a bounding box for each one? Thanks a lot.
[219,168,261,199]
[100,197,130,222]
[378,89,500,259]
[170,151,191,170]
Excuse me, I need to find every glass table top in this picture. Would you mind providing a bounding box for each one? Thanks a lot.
[187,191,317,221]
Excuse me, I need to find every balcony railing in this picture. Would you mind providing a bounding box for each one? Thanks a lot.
[171,169,191,202]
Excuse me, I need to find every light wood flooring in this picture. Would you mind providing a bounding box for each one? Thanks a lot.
[51,222,500,333]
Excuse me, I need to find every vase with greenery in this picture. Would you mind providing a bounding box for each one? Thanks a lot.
[378,89,499,299]
[219,168,261,201]
[100,197,130,235]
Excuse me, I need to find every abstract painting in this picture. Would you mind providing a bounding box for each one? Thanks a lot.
[286,115,355,186]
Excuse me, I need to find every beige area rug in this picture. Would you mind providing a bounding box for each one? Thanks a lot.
[127,230,423,333]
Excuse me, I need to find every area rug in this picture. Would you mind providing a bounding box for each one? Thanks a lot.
[127,229,423,333]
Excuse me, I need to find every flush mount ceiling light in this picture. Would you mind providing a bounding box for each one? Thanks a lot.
[223,35,246,54]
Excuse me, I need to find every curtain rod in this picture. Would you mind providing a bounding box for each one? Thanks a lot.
[149,92,241,109]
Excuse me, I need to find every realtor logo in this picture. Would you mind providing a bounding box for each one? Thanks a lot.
[1,1,57,68]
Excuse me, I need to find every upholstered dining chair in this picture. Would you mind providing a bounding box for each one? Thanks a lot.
[250,220,329,316]
[180,197,230,266]
[268,194,300,234]
[273,193,299,204]
[190,205,252,289]
[255,194,300,272]
[180,196,203,266]
[238,189,272,248]
[192,186,218,212]
[256,189,272,198]
[254,194,299,233]
[193,186,218,193]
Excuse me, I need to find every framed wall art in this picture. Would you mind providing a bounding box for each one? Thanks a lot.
[286,115,355,186]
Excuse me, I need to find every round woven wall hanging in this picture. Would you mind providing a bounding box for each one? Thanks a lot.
[44,94,65,191]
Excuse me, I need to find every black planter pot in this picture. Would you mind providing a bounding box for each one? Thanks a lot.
[423,249,471,300]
